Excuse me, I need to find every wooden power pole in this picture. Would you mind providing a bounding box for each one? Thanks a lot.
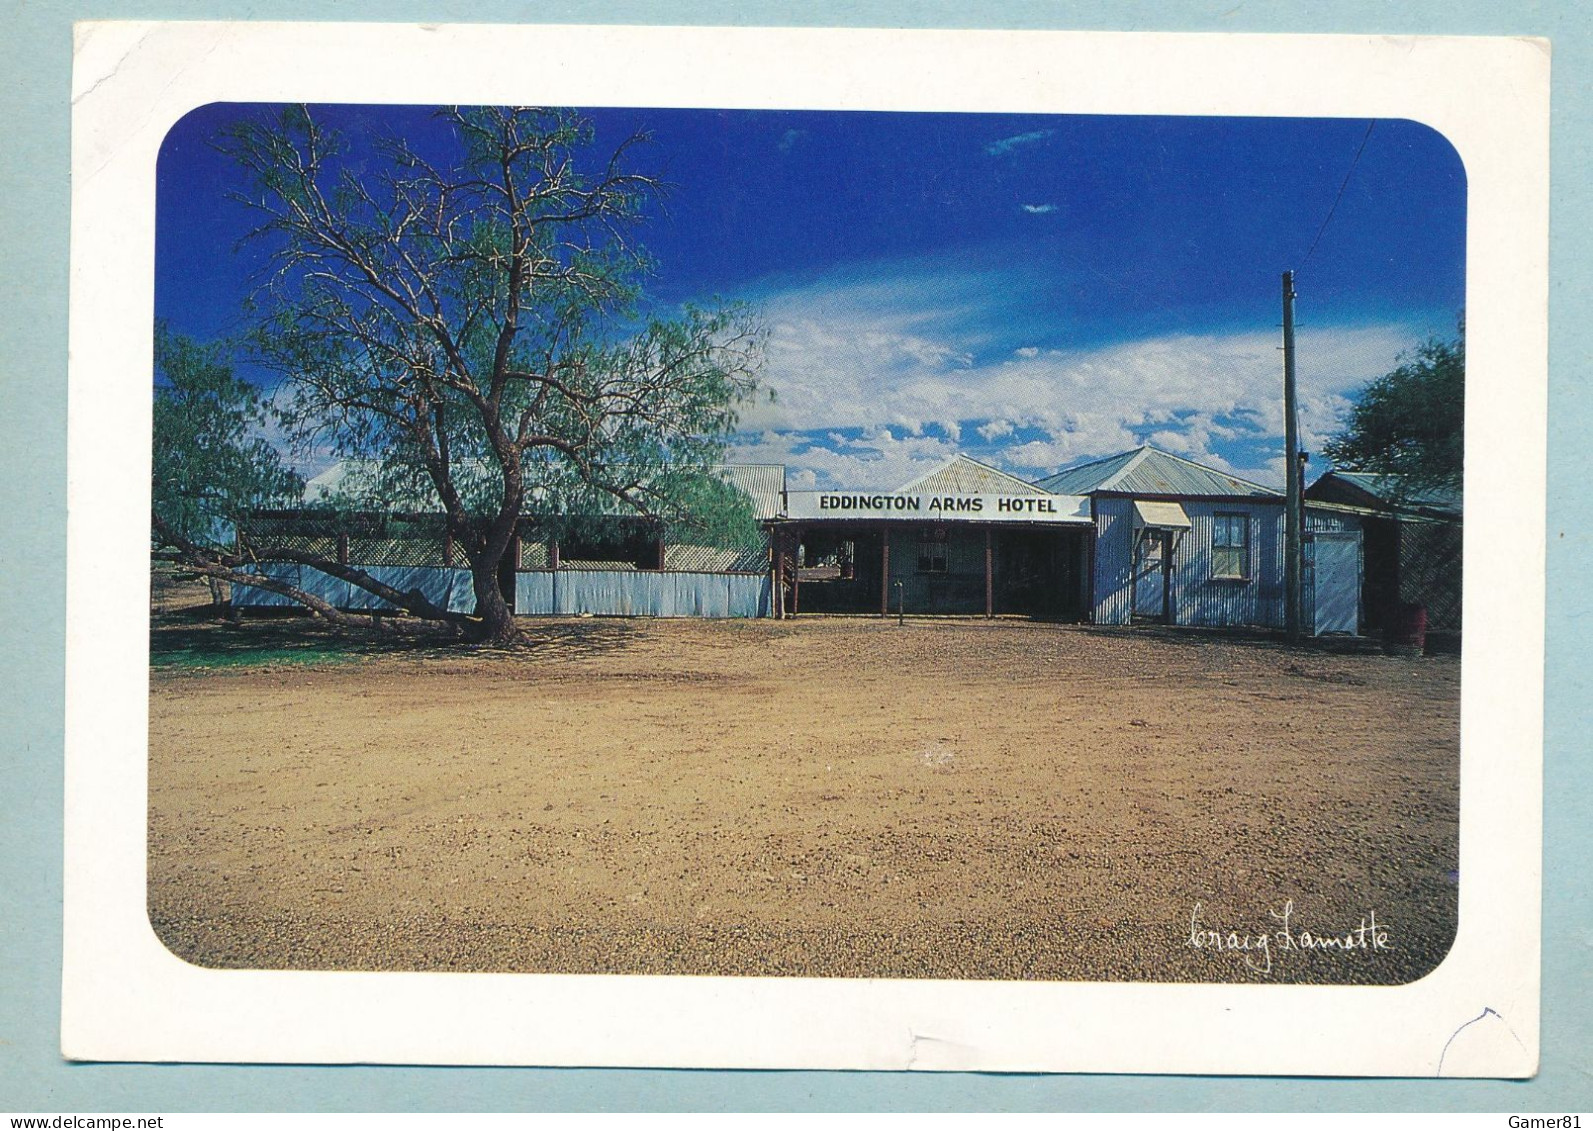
[1282,270,1302,642]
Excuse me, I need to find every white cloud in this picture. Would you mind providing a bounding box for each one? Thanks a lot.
[1147,428,1201,456]
[728,426,961,491]
[986,129,1054,157]
[254,381,341,480]
[728,261,1424,490]
[1002,434,1130,471]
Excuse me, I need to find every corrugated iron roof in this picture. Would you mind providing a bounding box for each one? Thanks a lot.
[303,460,450,509]
[1314,470,1461,518]
[896,454,1051,495]
[1035,446,1280,499]
[1031,449,1146,495]
[716,464,787,520]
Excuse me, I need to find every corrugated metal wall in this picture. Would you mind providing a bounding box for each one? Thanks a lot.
[1091,497,1135,625]
[1169,501,1285,628]
[664,537,770,573]
[1307,509,1359,534]
[231,564,475,612]
[1303,509,1364,634]
[237,563,772,618]
[1091,500,1364,630]
[1093,499,1285,628]
[516,570,772,618]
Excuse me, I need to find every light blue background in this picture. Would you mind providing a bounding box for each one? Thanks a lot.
[3,1,1586,1112]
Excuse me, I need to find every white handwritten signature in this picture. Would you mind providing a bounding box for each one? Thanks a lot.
[1186,900,1392,974]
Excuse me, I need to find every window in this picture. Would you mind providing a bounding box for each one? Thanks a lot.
[1212,513,1249,579]
[917,528,949,573]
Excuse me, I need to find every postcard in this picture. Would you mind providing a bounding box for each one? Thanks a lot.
[64,21,1546,1074]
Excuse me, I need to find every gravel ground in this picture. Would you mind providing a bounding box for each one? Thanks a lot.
[149,609,1460,984]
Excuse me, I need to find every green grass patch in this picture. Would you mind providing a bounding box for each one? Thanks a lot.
[149,622,389,671]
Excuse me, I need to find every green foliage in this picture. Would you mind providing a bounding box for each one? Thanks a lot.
[1322,328,1464,499]
[152,325,302,549]
[652,469,760,549]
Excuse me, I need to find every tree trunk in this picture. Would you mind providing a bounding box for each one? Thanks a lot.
[467,557,519,644]
[462,472,524,644]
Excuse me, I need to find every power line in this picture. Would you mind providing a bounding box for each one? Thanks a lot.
[1301,120,1376,269]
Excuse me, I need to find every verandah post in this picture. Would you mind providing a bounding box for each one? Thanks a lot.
[880,524,890,616]
[985,527,994,618]
[1162,530,1174,625]
[792,525,802,615]
[771,528,784,619]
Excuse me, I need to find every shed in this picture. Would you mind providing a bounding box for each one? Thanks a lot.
[1305,470,1462,637]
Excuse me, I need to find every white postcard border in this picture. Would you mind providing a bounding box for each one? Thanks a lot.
[64,22,1547,1074]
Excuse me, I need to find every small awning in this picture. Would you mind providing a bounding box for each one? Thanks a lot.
[1133,500,1192,530]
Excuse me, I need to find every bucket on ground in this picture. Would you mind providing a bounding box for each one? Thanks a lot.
[1386,601,1428,657]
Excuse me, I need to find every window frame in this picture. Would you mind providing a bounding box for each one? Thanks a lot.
[1210,511,1251,581]
[916,542,949,574]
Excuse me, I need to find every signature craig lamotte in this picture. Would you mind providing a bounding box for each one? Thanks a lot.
[1185,900,1392,974]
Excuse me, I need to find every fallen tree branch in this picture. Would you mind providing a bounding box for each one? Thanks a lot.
[153,512,470,634]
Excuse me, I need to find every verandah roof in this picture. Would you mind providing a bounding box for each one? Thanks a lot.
[1132,500,1193,529]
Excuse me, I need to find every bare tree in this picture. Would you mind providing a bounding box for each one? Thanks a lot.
[214,105,763,642]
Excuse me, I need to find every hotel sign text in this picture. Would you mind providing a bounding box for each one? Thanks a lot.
[782,491,1092,525]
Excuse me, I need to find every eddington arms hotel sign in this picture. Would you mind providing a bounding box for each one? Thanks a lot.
[783,491,1093,525]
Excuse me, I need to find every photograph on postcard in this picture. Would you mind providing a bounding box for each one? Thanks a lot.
[146,101,1466,986]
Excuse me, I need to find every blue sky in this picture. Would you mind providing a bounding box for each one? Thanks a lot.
[156,105,1466,490]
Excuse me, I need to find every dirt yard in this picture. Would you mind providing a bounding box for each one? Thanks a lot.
[149,598,1460,984]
